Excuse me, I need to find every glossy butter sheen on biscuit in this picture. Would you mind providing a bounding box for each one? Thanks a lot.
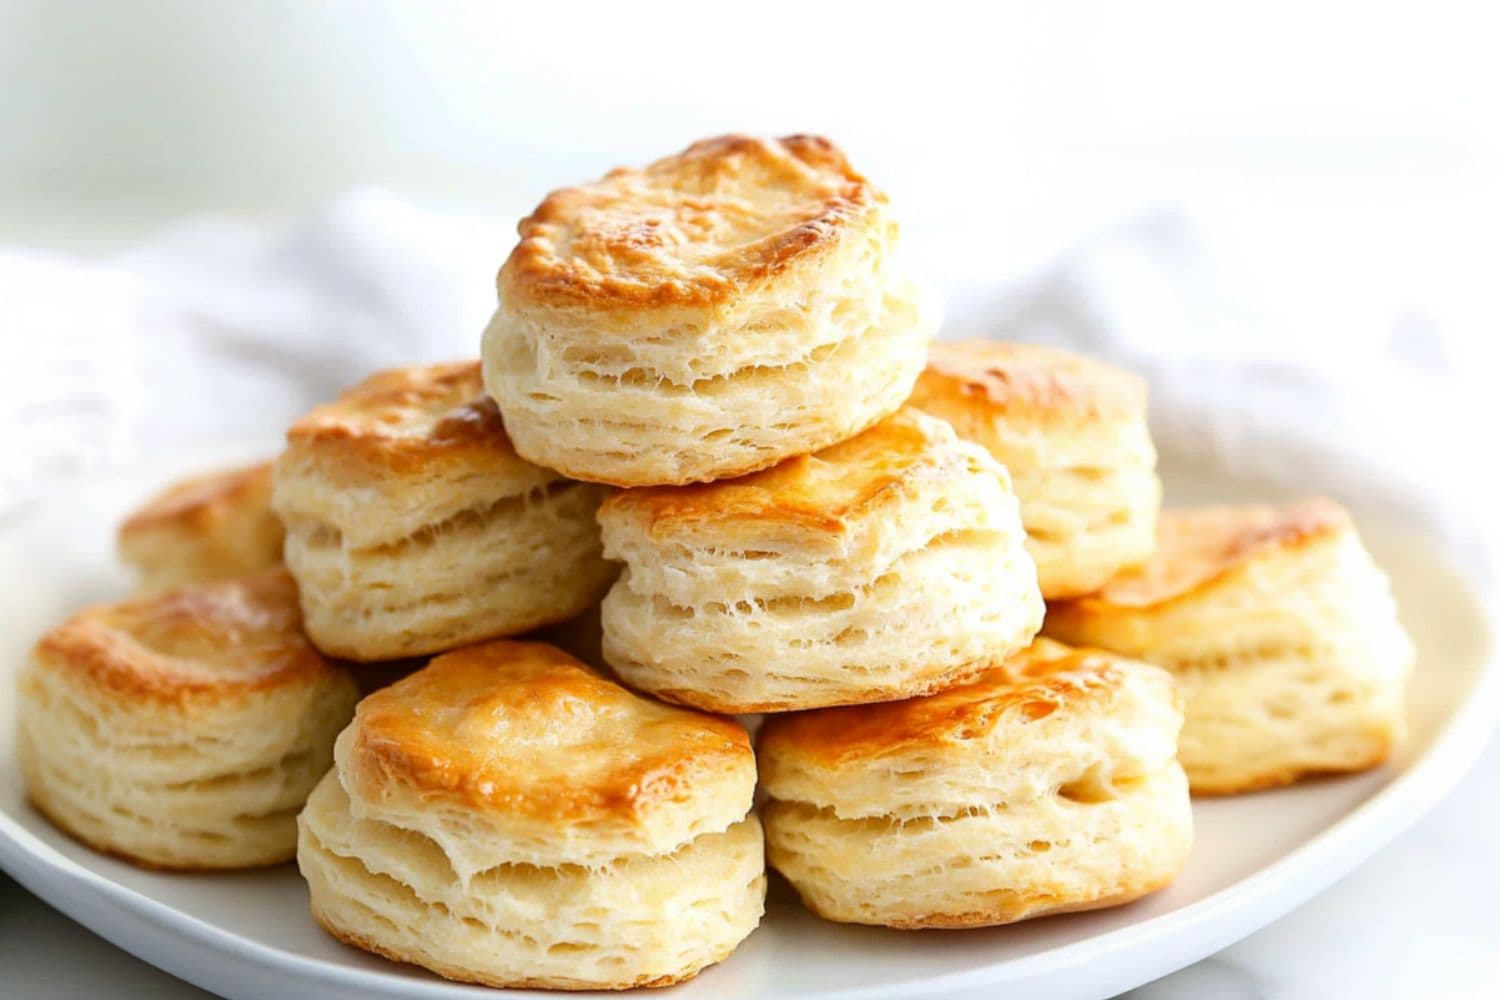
[758,638,1193,928]
[287,364,544,480]
[1082,498,1348,607]
[762,641,1162,771]
[503,134,875,309]
[760,639,1183,819]
[483,134,937,486]
[297,639,765,990]
[910,341,1161,599]
[604,405,962,537]
[34,568,330,698]
[340,640,756,868]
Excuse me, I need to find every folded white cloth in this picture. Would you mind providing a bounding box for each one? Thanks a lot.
[2,190,508,513]
[3,192,1491,575]
[947,208,1490,569]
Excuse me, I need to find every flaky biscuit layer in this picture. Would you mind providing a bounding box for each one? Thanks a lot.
[1045,501,1413,793]
[599,410,1043,712]
[118,461,284,591]
[273,362,614,660]
[758,639,1191,927]
[909,340,1161,598]
[298,640,764,989]
[18,571,358,869]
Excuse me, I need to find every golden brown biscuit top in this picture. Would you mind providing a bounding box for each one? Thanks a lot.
[759,639,1147,764]
[118,461,274,538]
[344,640,753,824]
[600,409,982,536]
[283,361,537,476]
[499,134,884,310]
[1080,498,1352,608]
[32,569,336,699]
[912,340,1147,422]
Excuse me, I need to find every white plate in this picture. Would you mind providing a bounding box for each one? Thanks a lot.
[1,450,1496,1000]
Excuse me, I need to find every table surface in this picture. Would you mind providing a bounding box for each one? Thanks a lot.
[5,731,1499,1000]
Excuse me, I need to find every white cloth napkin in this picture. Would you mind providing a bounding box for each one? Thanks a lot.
[3,191,1491,575]
[1,190,507,514]
[942,208,1492,572]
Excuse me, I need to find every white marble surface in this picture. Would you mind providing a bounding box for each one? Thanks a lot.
[5,729,1498,999]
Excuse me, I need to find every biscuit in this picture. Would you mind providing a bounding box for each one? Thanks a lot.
[598,408,1044,713]
[758,638,1192,928]
[483,134,938,486]
[272,362,615,661]
[297,640,764,990]
[1044,499,1413,794]
[908,340,1161,599]
[118,461,284,591]
[16,570,358,870]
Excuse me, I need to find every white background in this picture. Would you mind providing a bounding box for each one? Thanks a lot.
[2,1,1496,303]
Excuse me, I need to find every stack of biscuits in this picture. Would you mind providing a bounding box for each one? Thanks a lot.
[15,134,1415,991]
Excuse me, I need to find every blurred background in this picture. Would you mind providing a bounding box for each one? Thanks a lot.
[2,1,1493,291]
[3,1,1495,517]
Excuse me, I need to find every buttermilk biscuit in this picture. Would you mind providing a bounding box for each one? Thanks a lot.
[759,638,1192,928]
[1045,499,1413,794]
[297,640,764,990]
[598,408,1043,713]
[118,461,284,591]
[483,134,938,486]
[908,340,1161,599]
[272,362,615,661]
[16,570,358,870]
